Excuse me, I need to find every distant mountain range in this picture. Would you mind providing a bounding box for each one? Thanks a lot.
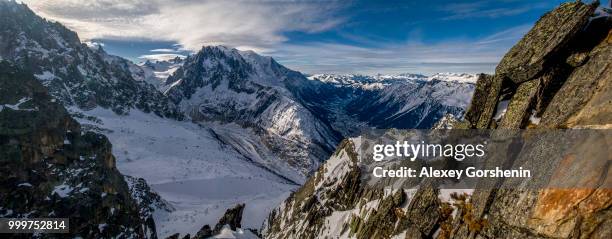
[0,1,476,237]
[115,45,477,181]
[263,1,612,239]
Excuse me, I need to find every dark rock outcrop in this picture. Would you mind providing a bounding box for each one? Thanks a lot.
[435,1,612,238]
[213,203,245,233]
[495,2,596,84]
[463,74,493,127]
[0,61,153,238]
[165,233,180,239]
[0,1,182,118]
[194,225,213,239]
[191,204,247,239]
[125,175,175,238]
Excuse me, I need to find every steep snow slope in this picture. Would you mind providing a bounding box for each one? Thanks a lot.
[72,107,297,238]
[164,46,341,178]
[1,2,480,238]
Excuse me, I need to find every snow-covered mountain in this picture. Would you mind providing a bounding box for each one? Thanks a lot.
[0,1,478,237]
[296,73,476,135]
[308,72,477,85]
[160,47,476,178]
[133,57,184,92]
[0,2,297,237]
[0,3,181,119]
[264,2,612,238]
[427,72,479,83]
[163,46,342,178]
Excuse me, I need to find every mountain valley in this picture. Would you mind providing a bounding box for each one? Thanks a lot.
[0,1,477,237]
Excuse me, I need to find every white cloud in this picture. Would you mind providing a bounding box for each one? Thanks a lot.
[83,41,105,49]
[22,0,345,51]
[138,53,186,62]
[272,25,530,75]
[150,48,179,53]
[19,0,538,74]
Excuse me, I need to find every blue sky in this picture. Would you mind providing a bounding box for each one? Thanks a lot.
[23,0,585,74]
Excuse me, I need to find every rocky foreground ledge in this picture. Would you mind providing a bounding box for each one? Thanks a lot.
[262,1,612,239]
[0,61,155,238]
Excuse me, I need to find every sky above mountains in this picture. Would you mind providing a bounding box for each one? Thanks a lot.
[20,0,581,74]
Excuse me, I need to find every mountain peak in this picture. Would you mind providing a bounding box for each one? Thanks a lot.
[196,45,275,67]
[0,1,181,117]
[307,72,478,86]
[164,44,295,96]
[199,45,238,56]
[427,72,478,83]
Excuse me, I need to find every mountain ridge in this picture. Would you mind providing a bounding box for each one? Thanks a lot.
[0,1,484,237]
[0,1,182,119]
[262,2,612,238]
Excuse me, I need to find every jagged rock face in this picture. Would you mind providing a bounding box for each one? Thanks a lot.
[188,203,251,239]
[541,28,612,128]
[213,203,245,233]
[0,62,152,238]
[467,1,611,130]
[452,2,612,237]
[125,175,175,238]
[263,140,364,239]
[495,2,596,84]
[263,139,427,239]
[0,1,181,118]
[265,2,612,239]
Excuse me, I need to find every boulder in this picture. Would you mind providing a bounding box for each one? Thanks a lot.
[495,1,596,84]
[499,79,541,128]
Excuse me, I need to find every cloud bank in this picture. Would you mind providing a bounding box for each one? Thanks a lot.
[274,24,532,75]
[21,0,539,74]
[23,0,345,51]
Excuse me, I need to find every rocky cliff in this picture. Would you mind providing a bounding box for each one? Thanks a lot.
[0,1,181,118]
[0,61,154,238]
[263,2,612,239]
